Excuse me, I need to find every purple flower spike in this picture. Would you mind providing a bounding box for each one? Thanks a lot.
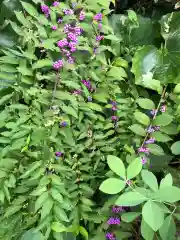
[68,56,75,64]
[60,121,68,127]
[96,35,104,41]
[53,1,59,6]
[63,9,74,15]
[107,217,120,225]
[111,116,117,121]
[154,125,160,131]
[55,151,62,157]
[57,38,68,48]
[52,25,57,30]
[138,147,149,154]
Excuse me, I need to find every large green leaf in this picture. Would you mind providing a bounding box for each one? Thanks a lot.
[121,212,141,223]
[129,124,146,136]
[171,141,180,155]
[141,218,154,240]
[159,215,176,240]
[127,157,142,179]
[21,229,44,240]
[134,111,150,126]
[136,98,155,110]
[152,186,180,203]
[141,170,158,192]
[107,155,126,179]
[142,200,164,231]
[115,191,148,206]
[99,178,126,194]
[154,113,173,126]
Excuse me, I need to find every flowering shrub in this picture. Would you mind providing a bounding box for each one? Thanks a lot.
[0,0,180,240]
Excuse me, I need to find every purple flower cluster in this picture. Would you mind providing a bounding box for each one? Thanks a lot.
[93,13,103,22]
[63,9,74,15]
[52,1,59,7]
[53,60,63,70]
[82,79,94,92]
[147,125,160,133]
[41,5,50,17]
[57,38,68,48]
[60,121,68,127]
[161,105,166,112]
[79,10,85,21]
[52,25,57,31]
[145,137,155,144]
[138,147,149,154]
[112,206,125,213]
[150,109,158,116]
[58,18,63,23]
[106,233,116,240]
[107,217,120,225]
[96,35,104,41]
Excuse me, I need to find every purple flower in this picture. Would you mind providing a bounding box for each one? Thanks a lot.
[93,13,103,21]
[147,126,155,133]
[141,157,147,165]
[150,109,157,116]
[112,206,124,213]
[88,96,92,102]
[72,2,77,8]
[107,217,120,225]
[63,9,74,15]
[67,32,77,42]
[41,5,50,16]
[106,232,116,240]
[138,147,149,154]
[98,23,102,29]
[52,1,59,6]
[154,125,160,131]
[96,35,104,41]
[111,101,117,106]
[52,25,57,30]
[161,105,166,112]
[79,10,85,21]
[111,116,117,121]
[126,179,132,186]
[60,121,68,127]
[112,106,117,111]
[68,56,75,64]
[53,60,64,70]
[58,18,63,23]
[57,38,68,48]
[82,80,91,90]
[73,89,81,95]
[145,137,155,144]
[55,151,62,157]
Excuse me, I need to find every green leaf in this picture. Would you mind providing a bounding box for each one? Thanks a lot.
[35,192,49,212]
[159,215,176,240]
[51,222,66,233]
[141,170,158,192]
[4,205,22,218]
[115,191,148,206]
[121,212,141,223]
[129,124,146,136]
[154,113,173,126]
[51,188,63,203]
[107,155,126,179]
[21,229,44,240]
[15,11,31,27]
[153,186,180,203]
[141,218,154,240]
[151,132,172,142]
[104,34,121,42]
[174,213,180,220]
[99,178,126,194]
[79,226,88,240]
[53,205,69,222]
[87,102,102,112]
[41,198,54,219]
[107,66,127,80]
[147,144,164,156]
[127,157,142,180]
[21,2,38,18]
[174,83,180,93]
[142,200,164,231]
[136,98,155,110]
[160,173,173,189]
[61,105,78,118]
[134,111,150,126]
[0,93,13,105]
[32,59,53,69]
[171,141,180,155]
[113,57,128,68]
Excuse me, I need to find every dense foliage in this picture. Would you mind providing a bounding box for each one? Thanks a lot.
[0,0,180,239]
